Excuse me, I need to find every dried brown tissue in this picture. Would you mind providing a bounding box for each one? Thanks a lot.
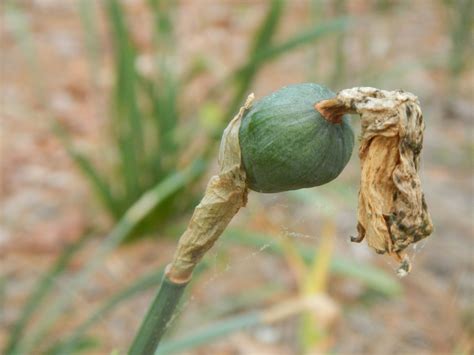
[317,87,433,276]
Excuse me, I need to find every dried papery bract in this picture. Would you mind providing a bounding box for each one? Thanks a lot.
[167,94,254,283]
[316,87,433,276]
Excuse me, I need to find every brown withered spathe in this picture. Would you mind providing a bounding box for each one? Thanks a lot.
[316,87,433,276]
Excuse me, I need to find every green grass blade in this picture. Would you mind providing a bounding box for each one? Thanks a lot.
[13,159,206,355]
[225,228,401,296]
[135,74,165,181]
[221,16,349,122]
[225,0,284,120]
[156,313,260,354]
[241,17,350,74]
[305,0,325,81]
[140,69,178,173]
[105,0,144,201]
[0,276,7,323]
[4,234,91,355]
[78,0,101,87]
[147,0,180,174]
[161,69,179,154]
[143,0,180,175]
[70,151,121,218]
[46,337,99,355]
[154,65,179,164]
[54,124,121,219]
[148,0,175,47]
[448,0,473,78]
[329,0,347,88]
[248,0,285,54]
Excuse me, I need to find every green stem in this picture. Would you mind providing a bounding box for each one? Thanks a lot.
[129,275,189,355]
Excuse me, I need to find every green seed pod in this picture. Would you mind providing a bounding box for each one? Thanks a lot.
[239,83,354,193]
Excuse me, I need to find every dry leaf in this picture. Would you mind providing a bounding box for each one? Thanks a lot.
[320,88,433,275]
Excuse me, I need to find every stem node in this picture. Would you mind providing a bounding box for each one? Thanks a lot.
[314,98,350,124]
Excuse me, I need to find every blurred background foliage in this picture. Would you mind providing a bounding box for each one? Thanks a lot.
[1,0,473,354]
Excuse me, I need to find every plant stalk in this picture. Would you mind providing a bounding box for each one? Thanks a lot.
[128,94,254,355]
[128,270,188,355]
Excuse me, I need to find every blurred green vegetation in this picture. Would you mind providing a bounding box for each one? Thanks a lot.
[64,0,349,240]
[4,0,473,354]
[444,0,473,96]
[4,222,400,355]
[70,0,206,239]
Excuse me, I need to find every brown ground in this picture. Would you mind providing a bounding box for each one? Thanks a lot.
[1,1,473,354]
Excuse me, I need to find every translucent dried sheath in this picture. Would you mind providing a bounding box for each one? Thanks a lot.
[239,83,355,193]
